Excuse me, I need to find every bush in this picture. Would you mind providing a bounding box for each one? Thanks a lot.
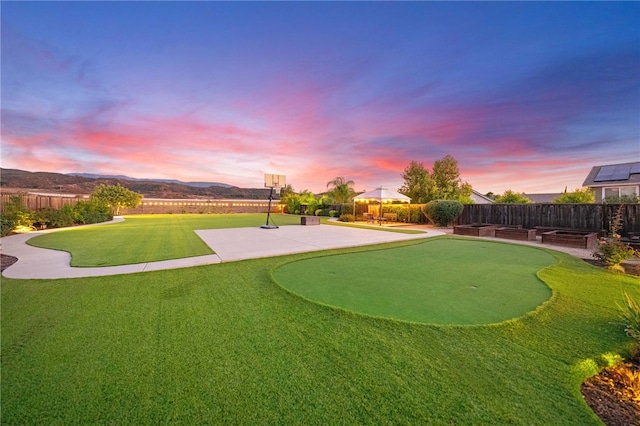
[1,216,15,237]
[39,205,77,228]
[340,203,354,215]
[338,214,355,222]
[1,195,34,236]
[74,200,113,224]
[16,200,113,231]
[423,200,464,227]
[618,293,640,344]
[605,195,640,204]
[593,205,637,271]
[329,210,338,218]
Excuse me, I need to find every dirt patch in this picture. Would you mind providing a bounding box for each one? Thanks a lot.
[1,254,18,272]
[582,353,640,425]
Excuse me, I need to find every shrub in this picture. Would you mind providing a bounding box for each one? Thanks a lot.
[340,203,354,215]
[74,200,113,224]
[618,293,640,344]
[28,200,113,230]
[422,200,464,227]
[605,195,640,204]
[329,210,338,218]
[552,187,595,204]
[494,190,532,204]
[40,204,77,228]
[593,205,637,272]
[338,214,355,222]
[1,215,15,237]
[1,195,34,236]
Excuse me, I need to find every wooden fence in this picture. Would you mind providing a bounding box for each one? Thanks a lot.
[0,193,282,215]
[454,204,639,235]
[0,193,87,212]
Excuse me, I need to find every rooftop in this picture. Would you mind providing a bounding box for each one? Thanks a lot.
[583,161,640,187]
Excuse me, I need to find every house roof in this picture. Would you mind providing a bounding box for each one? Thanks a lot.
[471,190,495,203]
[583,161,640,187]
[523,193,561,203]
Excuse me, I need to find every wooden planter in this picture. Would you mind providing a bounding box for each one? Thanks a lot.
[453,224,499,237]
[495,227,536,241]
[622,258,640,276]
[300,216,320,225]
[535,226,605,238]
[541,230,598,249]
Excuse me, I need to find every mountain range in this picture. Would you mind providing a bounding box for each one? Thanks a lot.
[0,169,272,199]
[67,173,232,188]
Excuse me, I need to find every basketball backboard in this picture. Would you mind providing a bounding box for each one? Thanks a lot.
[264,173,286,188]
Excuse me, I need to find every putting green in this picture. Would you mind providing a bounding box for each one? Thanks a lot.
[272,238,556,325]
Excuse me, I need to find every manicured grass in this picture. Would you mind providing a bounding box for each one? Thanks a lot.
[27,214,302,266]
[273,238,555,324]
[326,220,426,234]
[3,218,640,424]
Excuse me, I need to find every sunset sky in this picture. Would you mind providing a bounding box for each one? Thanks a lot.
[2,2,639,195]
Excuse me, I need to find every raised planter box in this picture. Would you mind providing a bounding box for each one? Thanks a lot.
[541,230,598,249]
[622,258,640,276]
[535,226,605,238]
[453,224,499,237]
[495,227,536,241]
[300,216,320,226]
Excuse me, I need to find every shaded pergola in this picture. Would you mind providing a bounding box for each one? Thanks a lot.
[353,187,412,225]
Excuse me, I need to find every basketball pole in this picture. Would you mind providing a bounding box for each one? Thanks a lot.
[261,186,279,229]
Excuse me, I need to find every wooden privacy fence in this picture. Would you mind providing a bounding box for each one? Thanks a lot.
[0,193,86,212]
[0,193,281,215]
[455,204,640,235]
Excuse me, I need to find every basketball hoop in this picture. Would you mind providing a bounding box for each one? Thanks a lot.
[261,173,286,229]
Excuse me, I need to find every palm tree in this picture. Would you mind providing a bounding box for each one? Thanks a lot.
[326,177,357,205]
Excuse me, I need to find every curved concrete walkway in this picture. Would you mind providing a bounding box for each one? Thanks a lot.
[1,219,445,279]
[1,217,601,280]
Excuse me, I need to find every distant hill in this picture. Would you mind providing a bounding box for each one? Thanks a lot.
[0,168,272,199]
[67,173,232,188]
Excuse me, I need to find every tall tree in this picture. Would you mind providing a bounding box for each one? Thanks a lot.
[399,161,431,203]
[91,184,142,215]
[431,155,462,200]
[326,177,356,204]
[400,155,472,203]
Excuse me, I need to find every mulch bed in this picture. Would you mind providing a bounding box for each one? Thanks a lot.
[0,252,637,424]
[581,353,640,426]
[1,254,18,271]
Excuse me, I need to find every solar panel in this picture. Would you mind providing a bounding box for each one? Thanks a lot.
[593,163,640,182]
[610,165,631,180]
[594,165,618,182]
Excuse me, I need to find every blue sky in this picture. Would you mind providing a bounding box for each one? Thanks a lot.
[2,1,639,194]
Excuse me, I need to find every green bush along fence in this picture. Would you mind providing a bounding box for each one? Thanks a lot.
[455,203,639,235]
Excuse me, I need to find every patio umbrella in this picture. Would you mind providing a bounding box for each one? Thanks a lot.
[353,187,411,225]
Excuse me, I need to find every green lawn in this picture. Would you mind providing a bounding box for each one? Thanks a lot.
[2,215,640,424]
[274,238,555,324]
[27,213,303,266]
